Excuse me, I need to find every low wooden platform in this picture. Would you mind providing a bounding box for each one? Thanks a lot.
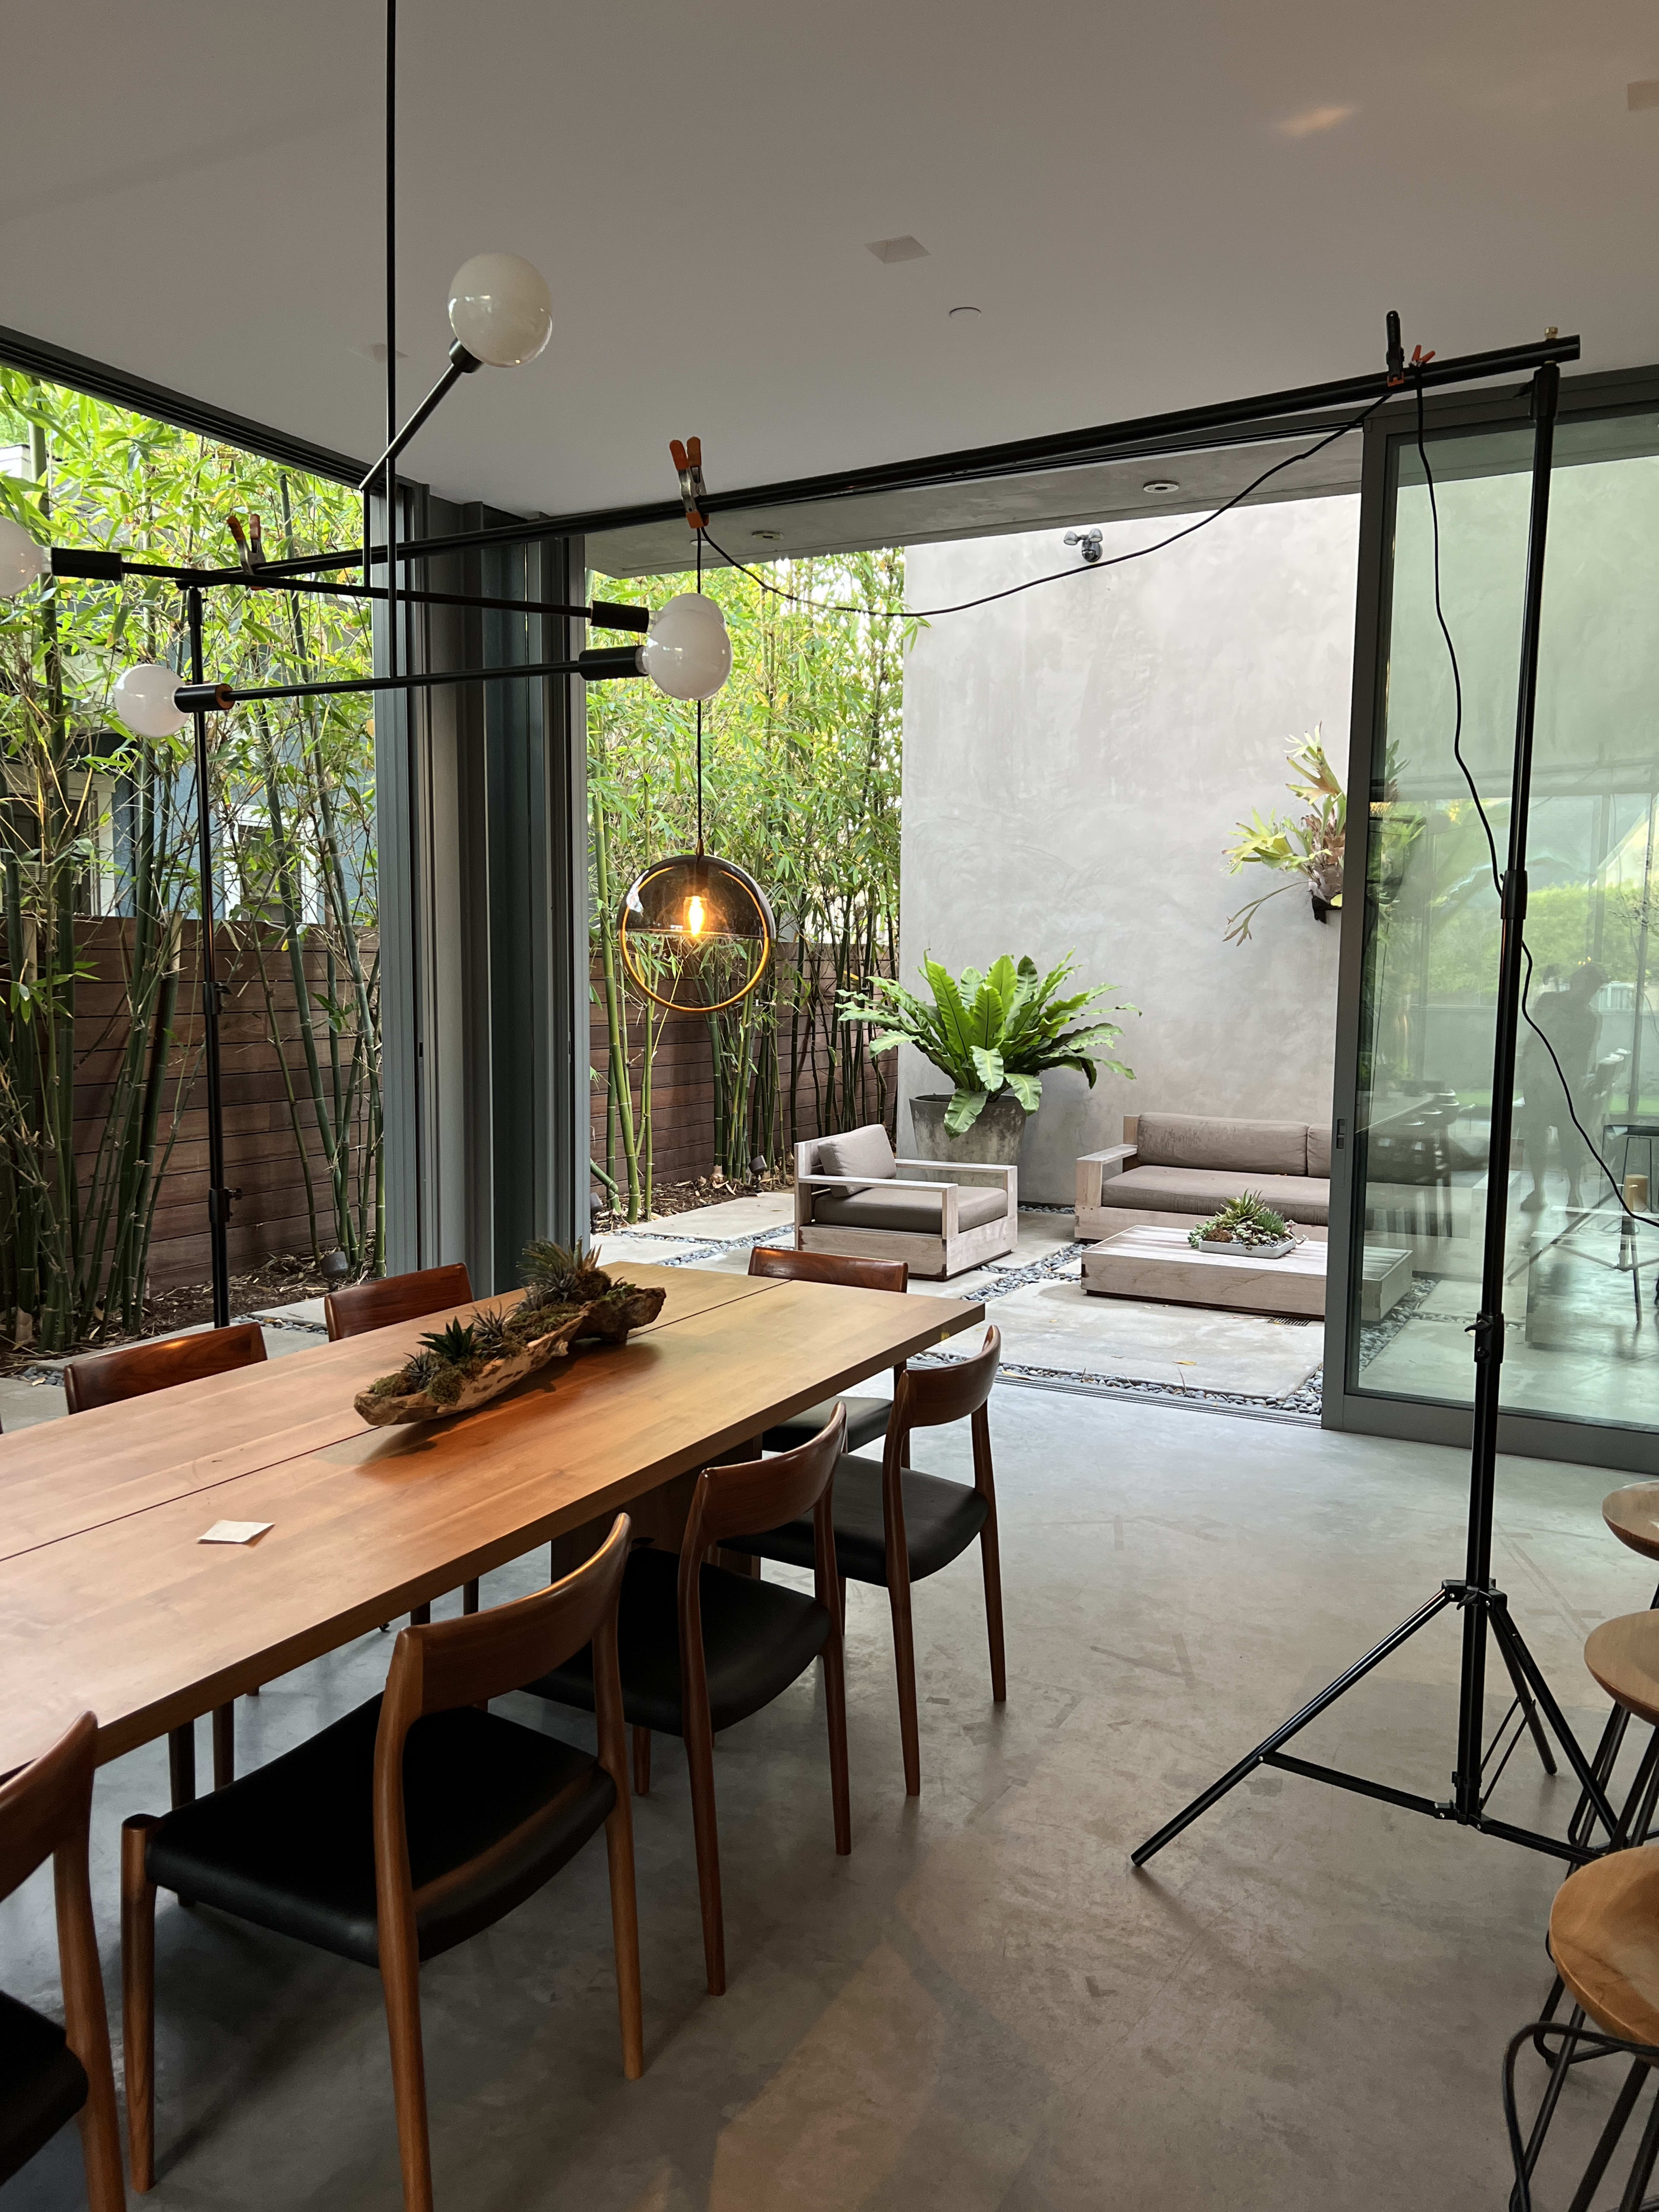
[1080,1226,1411,1322]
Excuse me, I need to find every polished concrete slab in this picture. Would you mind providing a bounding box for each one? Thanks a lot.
[2,1388,1647,2208]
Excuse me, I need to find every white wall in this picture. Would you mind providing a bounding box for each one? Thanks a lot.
[898,496,1360,1201]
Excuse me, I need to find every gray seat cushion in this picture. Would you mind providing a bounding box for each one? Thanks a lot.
[814,1125,898,1192]
[1099,1165,1329,1227]
[1307,1124,1333,1177]
[1135,1113,1309,1177]
[813,1183,1008,1234]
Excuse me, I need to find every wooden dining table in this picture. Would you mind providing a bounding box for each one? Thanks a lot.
[0,1264,983,1784]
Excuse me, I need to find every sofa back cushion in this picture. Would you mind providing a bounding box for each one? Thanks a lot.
[816,1123,898,1191]
[1135,1113,1309,1177]
[1306,1124,1332,1178]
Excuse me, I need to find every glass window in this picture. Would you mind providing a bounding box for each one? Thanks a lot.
[1349,408,1659,1434]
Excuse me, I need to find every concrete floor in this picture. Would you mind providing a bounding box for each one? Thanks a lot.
[3,1383,1653,2209]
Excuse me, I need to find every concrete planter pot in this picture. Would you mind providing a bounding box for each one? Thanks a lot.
[909,1089,1030,1169]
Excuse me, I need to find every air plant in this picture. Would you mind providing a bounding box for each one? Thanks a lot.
[473,1307,510,1357]
[1223,730,1346,945]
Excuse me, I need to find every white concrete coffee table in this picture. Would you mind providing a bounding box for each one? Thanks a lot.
[1081,1226,1411,1322]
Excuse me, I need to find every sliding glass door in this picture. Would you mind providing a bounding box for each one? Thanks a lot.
[1332,385,1659,1463]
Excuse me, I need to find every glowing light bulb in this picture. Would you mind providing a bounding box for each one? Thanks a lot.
[686,895,706,937]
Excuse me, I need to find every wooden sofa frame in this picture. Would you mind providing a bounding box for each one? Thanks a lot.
[793,1136,1017,1279]
[1075,1115,1329,1244]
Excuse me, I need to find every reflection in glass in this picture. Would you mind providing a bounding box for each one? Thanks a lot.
[1350,414,1659,1434]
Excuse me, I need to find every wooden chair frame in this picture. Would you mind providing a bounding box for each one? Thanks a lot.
[0,1713,124,2211]
[65,1325,268,1800]
[644,1406,849,1997]
[878,1323,1006,1795]
[121,1517,641,2211]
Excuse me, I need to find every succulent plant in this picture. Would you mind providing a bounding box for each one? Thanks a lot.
[1189,1190,1294,1250]
[418,1319,478,1367]
[473,1307,510,1357]
[402,1350,442,1392]
[521,1239,611,1306]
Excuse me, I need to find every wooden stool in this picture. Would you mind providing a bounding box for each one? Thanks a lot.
[1507,1847,1659,2209]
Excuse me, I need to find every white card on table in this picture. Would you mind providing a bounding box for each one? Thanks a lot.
[198,1519,273,1545]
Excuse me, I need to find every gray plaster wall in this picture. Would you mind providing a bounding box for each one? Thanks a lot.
[898,497,1360,1201]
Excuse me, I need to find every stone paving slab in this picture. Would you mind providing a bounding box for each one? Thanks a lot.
[643,1192,796,1239]
[968,1276,1325,1398]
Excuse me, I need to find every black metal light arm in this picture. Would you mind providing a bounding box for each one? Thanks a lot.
[47,546,650,631]
[356,339,481,494]
[172,642,641,712]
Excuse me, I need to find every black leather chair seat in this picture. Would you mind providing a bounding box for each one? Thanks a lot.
[526,1545,830,1737]
[143,1697,613,1969]
[0,1989,87,2186]
[763,1395,891,1456]
[728,1453,988,1588]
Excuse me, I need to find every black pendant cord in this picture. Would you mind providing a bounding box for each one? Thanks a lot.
[384,0,398,704]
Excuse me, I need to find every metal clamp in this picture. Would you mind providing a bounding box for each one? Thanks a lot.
[669,437,709,529]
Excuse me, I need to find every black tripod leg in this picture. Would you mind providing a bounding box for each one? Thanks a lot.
[1571,1704,1631,1850]
[1489,1601,1623,1843]
[1564,2060,1649,2212]
[1495,1630,1559,1777]
[1612,2066,1659,2212]
[1131,1587,1457,1868]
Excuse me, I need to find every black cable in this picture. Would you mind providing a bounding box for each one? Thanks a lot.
[695,531,705,853]
[1413,373,1659,1233]
[697,391,1390,622]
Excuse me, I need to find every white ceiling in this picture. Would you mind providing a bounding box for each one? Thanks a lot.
[3,1,1656,533]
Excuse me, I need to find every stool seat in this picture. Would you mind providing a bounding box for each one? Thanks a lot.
[1586,1613,1659,1729]
[1550,1847,1659,2047]
[1605,1486,1659,1566]
[763,1395,891,1456]
[0,1991,88,2188]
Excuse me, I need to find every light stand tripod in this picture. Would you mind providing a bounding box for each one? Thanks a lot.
[1133,358,1627,1874]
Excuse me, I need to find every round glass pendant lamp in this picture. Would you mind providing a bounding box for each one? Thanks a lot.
[0,515,48,598]
[447,252,554,367]
[113,663,190,738]
[620,849,775,1014]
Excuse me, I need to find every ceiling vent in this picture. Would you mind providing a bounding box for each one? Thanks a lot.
[866,236,929,264]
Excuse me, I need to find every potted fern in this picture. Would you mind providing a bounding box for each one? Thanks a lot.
[839,953,1136,1166]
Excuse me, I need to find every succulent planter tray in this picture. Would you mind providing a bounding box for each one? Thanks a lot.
[1194,1235,1296,1261]
[355,1247,666,1427]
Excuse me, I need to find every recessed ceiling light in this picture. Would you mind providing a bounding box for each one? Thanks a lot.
[351,340,410,364]
[1143,479,1180,495]
[1629,80,1659,109]
[867,235,929,264]
[948,305,982,320]
[752,529,782,541]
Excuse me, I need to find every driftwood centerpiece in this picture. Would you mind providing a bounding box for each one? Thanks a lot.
[355,1242,666,1427]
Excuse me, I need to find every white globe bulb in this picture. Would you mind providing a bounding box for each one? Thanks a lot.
[113,663,189,739]
[447,252,554,368]
[636,593,733,702]
[0,515,48,598]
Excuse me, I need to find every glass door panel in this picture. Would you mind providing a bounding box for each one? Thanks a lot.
[1349,410,1659,1435]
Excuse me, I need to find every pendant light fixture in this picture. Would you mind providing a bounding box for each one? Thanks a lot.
[620,496,775,1015]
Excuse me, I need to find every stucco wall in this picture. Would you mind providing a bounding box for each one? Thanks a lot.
[898,496,1360,1201]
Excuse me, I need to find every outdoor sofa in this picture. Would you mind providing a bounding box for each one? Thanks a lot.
[1075,1112,1331,1242]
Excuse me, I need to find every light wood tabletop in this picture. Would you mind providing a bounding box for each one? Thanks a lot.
[0,1264,982,1780]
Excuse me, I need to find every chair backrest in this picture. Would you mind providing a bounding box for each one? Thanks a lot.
[747,1246,908,1294]
[680,1402,846,1676]
[371,1516,634,1938]
[324,1262,473,1342]
[0,1711,97,1906]
[64,1321,267,1415]
[888,1322,1001,1457]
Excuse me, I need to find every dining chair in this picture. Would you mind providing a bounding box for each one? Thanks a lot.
[525,1405,850,1997]
[325,1265,478,1618]
[0,1712,125,2211]
[746,1245,907,1455]
[64,1322,268,1799]
[725,1322,1004,1796]
[120,1514,642,2212]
